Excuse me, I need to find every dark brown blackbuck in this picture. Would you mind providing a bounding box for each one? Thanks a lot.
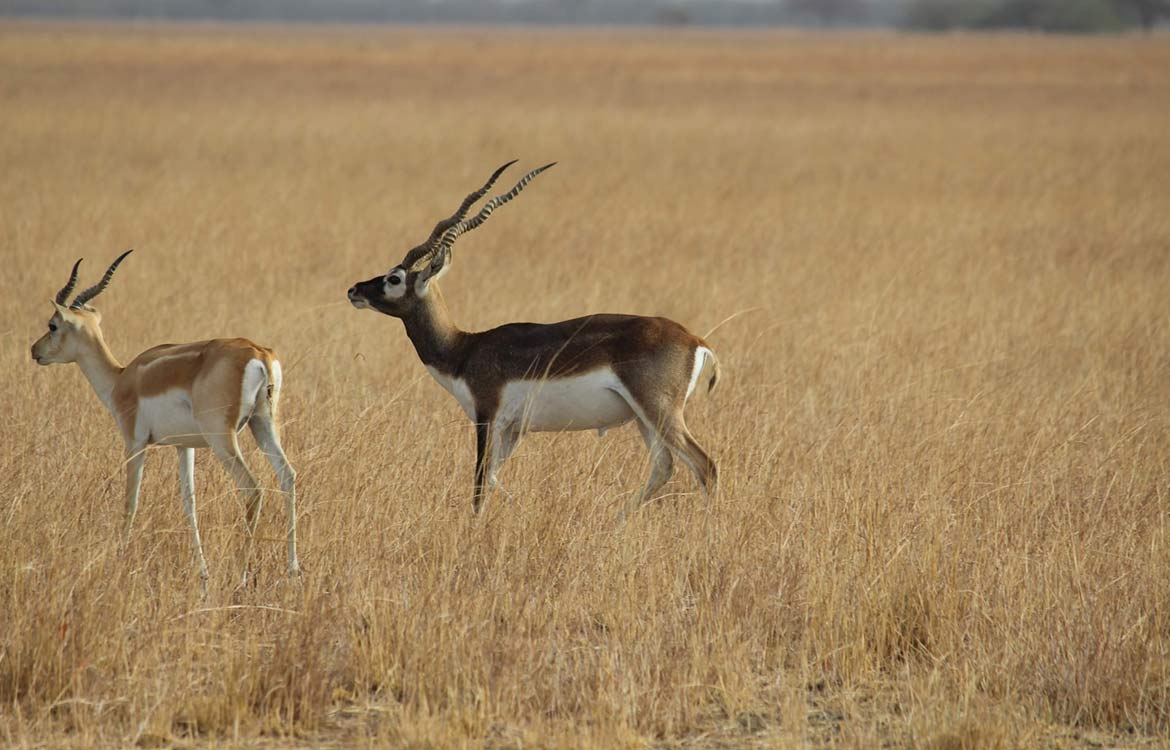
[347,162,719,515]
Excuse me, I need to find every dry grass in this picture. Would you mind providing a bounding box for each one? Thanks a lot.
[1,21,1169,749]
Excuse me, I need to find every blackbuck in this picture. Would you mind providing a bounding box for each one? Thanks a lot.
[348,162,719,514]
[30,252,299,584]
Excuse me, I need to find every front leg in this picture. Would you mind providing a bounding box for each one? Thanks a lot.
[486,420,520,502]
[122,443,147,547]
[176,447,210,583]
[473,419,490,513]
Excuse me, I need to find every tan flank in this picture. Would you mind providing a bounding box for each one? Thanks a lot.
[31,253,299,585]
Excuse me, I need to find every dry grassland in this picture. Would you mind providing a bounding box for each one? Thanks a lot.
[1,21,1169,749]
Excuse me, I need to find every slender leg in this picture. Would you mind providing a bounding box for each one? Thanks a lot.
[473,420,490,513]
[122,443,147,547]
[487,421,520,492]
[249,416,299,576]
[610,387,717,508]
[659,417,718,497]
[176,447,210,583]
[206,433,262,586]
[624,418,675,515]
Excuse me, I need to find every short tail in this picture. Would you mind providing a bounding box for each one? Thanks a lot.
[706,348,721,395]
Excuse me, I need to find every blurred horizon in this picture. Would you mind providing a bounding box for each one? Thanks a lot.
[1,0,1166,32]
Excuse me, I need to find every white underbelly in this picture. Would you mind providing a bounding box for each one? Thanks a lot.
[138,391,209,448]
[499,369,635,432]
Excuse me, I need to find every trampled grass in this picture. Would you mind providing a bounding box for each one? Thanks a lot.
[1,21,1169,748]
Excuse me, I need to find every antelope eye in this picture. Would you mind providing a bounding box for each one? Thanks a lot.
[388,275,402,286]
[48,323,57,332]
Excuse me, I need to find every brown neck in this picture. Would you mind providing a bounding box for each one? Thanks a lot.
[74,332,124,413]
[401,284,465,373]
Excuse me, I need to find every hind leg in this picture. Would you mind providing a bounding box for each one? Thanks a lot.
[611,381,717,512]
[658,413,717,497]
[250,415,299,576]
[205,430,263,586]
[614,386,717,498]
[623,419,675,516]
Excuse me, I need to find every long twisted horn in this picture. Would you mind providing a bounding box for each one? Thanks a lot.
[437,162,555,252]
[427,159,517,246]
[402,160,518,272]
[70,249,133,309]
[55,259,83,306]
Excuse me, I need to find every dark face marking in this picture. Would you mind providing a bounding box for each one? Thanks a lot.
[348,273,416,319]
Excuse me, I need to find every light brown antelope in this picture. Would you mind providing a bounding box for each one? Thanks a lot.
[31,251,298,584]
[347,162,719,515]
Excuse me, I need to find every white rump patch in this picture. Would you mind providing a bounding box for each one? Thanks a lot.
[686,346,713,401]
[499,368,636,433]
[425,366,476,420]
[240,358,268,423]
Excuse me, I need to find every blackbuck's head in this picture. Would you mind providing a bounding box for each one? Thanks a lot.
[31,250,133,365]
[348,161,554,319]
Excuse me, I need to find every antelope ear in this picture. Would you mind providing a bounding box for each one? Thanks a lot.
[415,248,451,296]
[50,302,80,327]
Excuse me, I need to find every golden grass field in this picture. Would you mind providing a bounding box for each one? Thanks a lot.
[1,21,1169,749]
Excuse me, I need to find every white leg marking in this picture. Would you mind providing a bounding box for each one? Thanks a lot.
[487,420,521,489]
[177,446,209,581]
[122,443,147,545]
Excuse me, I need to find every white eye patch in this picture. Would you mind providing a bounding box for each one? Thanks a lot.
[383,269,407,299]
